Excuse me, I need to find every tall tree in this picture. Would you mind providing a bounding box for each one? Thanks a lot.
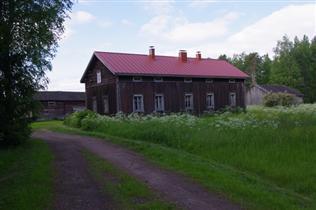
[225,52,271,86]
[259,54,271,84]
[270,36,303,90]
[0,0,72,145]
[309,37,316,102]
[292,35,315,102]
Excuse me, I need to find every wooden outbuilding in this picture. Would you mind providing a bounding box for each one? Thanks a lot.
[80,47,249,115]
[246,84,304,105]
[34,91,86,119]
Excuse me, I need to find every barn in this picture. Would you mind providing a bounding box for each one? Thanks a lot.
[34,91,86,119]
[80,47,249,115]
[246,84,304,105]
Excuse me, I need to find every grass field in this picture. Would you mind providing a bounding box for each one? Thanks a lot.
[34,104,316,210]
[0,139,53,210]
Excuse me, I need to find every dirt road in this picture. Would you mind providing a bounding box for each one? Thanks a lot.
[33,130,241,210]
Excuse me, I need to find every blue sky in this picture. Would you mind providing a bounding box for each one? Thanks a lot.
[47,0,316,91]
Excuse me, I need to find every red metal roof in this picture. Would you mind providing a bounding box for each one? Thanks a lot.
[81,51,248,82]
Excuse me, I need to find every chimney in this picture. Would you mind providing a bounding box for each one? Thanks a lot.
[179,50,187,62]
[149,46,155,59]
[196,51,201,60]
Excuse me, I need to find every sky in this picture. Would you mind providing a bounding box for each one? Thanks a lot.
[47,0,316,91]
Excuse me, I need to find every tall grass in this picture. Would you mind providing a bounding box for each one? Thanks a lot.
[64,104,316,208]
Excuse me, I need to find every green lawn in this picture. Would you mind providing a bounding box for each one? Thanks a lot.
[33,104,316,210]
[83,150,175,210]
[0,139,53,210]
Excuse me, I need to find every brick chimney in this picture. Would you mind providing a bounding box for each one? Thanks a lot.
[179,50,187,62]
[196,51,201,60]
[149,46,155,59]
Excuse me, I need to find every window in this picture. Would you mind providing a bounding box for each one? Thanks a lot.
[133,76,142,82]
[205,78,213,83]
[97,71,101,84]
[229,92,236,107]
[229,79,236,83]
[184,78,192,83]
[206,93,215,109]
[184,93,193,111]
[92,97,97,112]
[103,95,109,114]
[133,95,144,112]
[154,94,164,112]
[48,101,56,108]
[154,77,163,82]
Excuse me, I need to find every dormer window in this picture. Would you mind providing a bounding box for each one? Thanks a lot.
[184,78,192,83]
[229,79,236,83]
[96,71,101,84]
[133,76,142,82]
[154,77,163,82]
[205,79,213,83]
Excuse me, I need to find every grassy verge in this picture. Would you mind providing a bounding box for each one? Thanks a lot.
[0,139,53,210]
[32,120,315,210]
[82,149,175,210]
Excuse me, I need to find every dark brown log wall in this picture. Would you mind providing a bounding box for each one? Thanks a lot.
[39,100,85,119]
[118,76,245,115]
[85,57,117,114]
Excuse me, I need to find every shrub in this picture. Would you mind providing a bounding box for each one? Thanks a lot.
[64,109,96,128]
[263,93,295,107]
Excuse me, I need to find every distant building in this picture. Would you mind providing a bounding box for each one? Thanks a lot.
[34,91,86,119]
[80,47,249,115]
[246,84,304,105]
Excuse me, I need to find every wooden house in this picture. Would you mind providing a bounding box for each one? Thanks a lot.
[80,47,249,115]
[246,84,304,105]
[34,91,86,119]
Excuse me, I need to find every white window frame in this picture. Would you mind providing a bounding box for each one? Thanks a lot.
[133,94,144,112]
[154,77,163,82]
[92,96,97,112]
[205,78,213,83]
[184,93,193,111]
[229,92,236,107]
[229,79,236,83]
[184,78,192,83]
[96,71,102,84]
[133,76,142,82]
[103,95,109,114]
[154,94,165,112]
[206,93,215,109]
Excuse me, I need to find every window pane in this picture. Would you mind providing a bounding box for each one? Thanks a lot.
[97,72,101,83]
[133,95,144,112]
[155,95,164,111]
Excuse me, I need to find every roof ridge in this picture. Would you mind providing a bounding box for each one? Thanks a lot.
[94,51,220,60]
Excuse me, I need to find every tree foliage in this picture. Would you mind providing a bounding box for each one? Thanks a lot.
[0,0,72,146]
[219,35,316,103]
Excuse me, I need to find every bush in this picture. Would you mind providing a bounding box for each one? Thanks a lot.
[263,93,295,107]
[64,109,96,128]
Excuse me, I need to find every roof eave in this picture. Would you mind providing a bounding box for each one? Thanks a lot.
[80,52,117,83]
[116,73,248,79]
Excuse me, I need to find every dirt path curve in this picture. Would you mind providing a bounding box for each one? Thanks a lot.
[37,132,114,210]
[33,130,241,210]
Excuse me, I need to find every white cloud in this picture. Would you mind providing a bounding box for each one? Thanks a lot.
[189,0,217,8]
[70,11,96,24]
[97,20,112,28]
[224,4,316,55]
[140,12,239,44]
[61,21,74,41]
[143,0,175,15]
[161,4,316,58]
[121,19,133,27]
